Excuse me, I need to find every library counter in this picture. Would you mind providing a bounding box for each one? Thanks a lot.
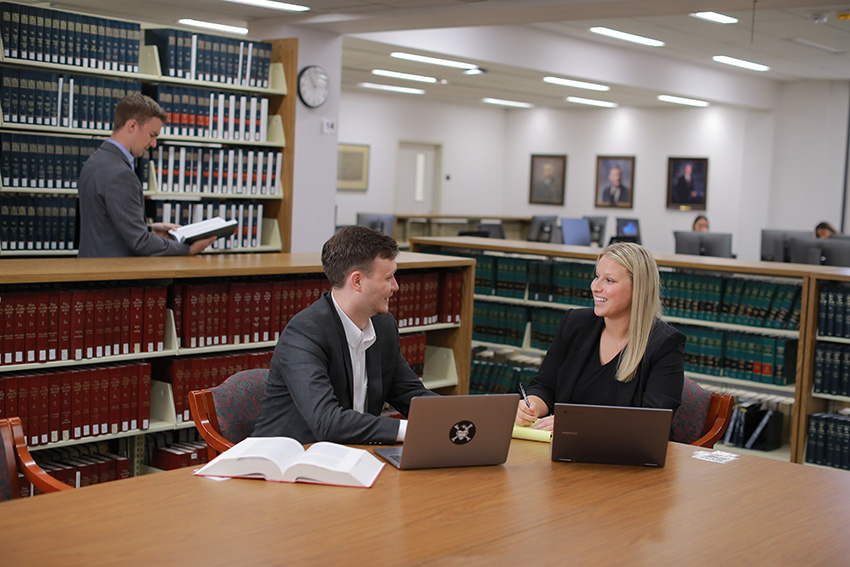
[1,440,849,566]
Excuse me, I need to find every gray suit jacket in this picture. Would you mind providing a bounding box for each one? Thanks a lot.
[252,291,437,444]
[77,140,189,257]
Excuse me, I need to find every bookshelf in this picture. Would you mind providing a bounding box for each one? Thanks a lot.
[390,214,533,248]
[408,235,850,466]
[0,1,297,255]
[0,252,474,479]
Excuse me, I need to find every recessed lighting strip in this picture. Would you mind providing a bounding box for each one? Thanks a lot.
[658,95,709,107]
[482,97,533,108]
[178,19,248,35]
[712,55,769,72]
[543,76,609,91]
[566,96,617,108]
[589,27,664,47]
[372,69,437,83]
[358,82,425,95]
[690,12,738,24]
[390,52,478,70]
[219,0,309,11]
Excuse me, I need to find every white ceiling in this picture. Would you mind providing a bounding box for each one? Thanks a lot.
[39,0,850,108]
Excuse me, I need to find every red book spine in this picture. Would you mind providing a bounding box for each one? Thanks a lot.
[155,286,167,352]
[5,375,18,421]
[47,291,59,361]
[292,280,304,319]
[84,289,95,359]
[251,287,262,343]
[70,371,83,439]
[102,288,114,357]
[168,284,185,348]
[280,280,295,329]
[92,287,105,358]
[183,286,200,348]
[24,292,38,363]
[89,369,101,436]
[138,362,151,430]
[127,364,139,430]
[108,366,121,434]
[15,375,29,440]
[197,284,208,348]
[14,291,27,363]
[119,286,132,355]
[271,280,283,341]
[0,375,6,419]
[241,283,253,344]
[60,371,72,440]
[25,373,40,445]
[396,274,409,328]
[36,290,49,362]
[120,364,131,431]
[57,290,72,361]
[98,367,109,435]
[143,286,158,353]
[130,286,145,354]
[70,289,86,360]
[227,282,241,345]
[38,373,49,444]
[80,370,91,437]
[453,271,464,324]
[261,286,272,342]
[209,283,222,346]
[219,284,230,345]
[1,292,15,365]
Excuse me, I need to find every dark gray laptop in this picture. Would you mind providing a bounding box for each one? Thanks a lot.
[374,394,519,470]
[550,403,672,467]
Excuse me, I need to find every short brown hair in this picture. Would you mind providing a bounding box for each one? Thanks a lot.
[322,226,399,288]
[113,93,168,130]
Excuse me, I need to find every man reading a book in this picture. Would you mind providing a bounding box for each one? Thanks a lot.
[253,226,438,444]
[77,93,216,257]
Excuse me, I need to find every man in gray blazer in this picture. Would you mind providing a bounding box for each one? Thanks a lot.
[77,93,215,257]
[253,226,438,444]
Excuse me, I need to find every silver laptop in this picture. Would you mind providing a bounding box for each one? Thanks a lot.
[374,394,519,470]
[550,403,672,467]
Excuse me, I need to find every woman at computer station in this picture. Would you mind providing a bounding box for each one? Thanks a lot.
[515,242,685,431]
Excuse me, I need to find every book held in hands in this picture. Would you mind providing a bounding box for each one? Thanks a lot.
[168,216,238,244]
[194,437,385,488]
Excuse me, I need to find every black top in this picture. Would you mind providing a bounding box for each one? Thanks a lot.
[571,338,622,406]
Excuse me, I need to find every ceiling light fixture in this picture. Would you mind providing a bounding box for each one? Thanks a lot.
[219,0,309,12]
[566,96,617,108]
[358,82,425,95]
[178,19,248,35]
[543,76,609,91]
[658,95,709,107]
[589,27,664,47]
[789,37,845,54]
[390,52,478,70]
[482,97,533,108]
[712,55,769,72]
[372,69,437,83]
[690,12,738,24]
[463,68,486,75]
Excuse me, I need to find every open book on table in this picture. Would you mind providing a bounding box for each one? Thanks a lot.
[168,217,238,244]
[194,437,385,488]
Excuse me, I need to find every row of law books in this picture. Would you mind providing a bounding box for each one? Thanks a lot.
[681,326,796,386]
[0,2,141,73]
[150,435,209,471]
[153,144,281,196]
[155,87,270,142]
[400,333,427,377]
[472,301,529,348]
[393,270,464,328]
[470,358,537,396]
[0,362,152,446]
[153,351,273,424]
[805,412,850,470]
[1,68,140,130]
[0,283,167,366]
[663,272,801,330]
[813,343,850,398]
[144,29,272,88]
[0,194,77,252]
[28,443,131,496]
[153,200,265,251]
[1,132,100,189]
[817,283,850,338]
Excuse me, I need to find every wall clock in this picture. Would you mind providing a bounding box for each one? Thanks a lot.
[297,65,330,108]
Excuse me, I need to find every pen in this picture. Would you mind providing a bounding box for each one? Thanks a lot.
[518,383,531,409]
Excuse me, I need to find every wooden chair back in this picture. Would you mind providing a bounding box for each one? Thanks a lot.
[0,417,73,501]
[671,377,735,448]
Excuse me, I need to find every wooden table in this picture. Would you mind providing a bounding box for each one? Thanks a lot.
[1,441,849,566]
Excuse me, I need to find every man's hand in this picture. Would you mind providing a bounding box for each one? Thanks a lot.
[188,236,217,255]
[151,222,180,238]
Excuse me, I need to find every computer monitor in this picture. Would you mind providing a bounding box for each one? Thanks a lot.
[527,216,558,243]
[760,229,812,262]
[615,218,641,245]
[820,238,850,267]
[583,216,607,246]
[356,213,396,238]
[560,218,592,246]
[788,236,823,265]
[673,231,734,258]
[478,222,506,239]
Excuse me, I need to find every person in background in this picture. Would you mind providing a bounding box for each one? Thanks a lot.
[515,242,684,432]
[693,215,709,232]
[253,225,438,444]
[816,222,838,239]
[77,93,215,257]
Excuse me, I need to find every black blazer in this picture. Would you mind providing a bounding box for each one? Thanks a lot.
[252,291,436,444]
[526,308,684,413]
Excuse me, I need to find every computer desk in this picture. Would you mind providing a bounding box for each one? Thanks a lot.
[2,440,849,566]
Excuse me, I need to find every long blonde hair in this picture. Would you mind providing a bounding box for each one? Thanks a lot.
[596,242,663,382]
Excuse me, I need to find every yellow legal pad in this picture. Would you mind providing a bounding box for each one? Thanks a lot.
[511,425,553,443]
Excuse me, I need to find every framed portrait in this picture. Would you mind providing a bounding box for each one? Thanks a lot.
[667,157,708,210]
[529,154,566,206]
[337,144,370,191]
[595,156,634,208]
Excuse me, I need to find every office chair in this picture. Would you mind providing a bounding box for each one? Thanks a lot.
[670,377,735,448]
[189,368,269,460]
[1,417,72,501]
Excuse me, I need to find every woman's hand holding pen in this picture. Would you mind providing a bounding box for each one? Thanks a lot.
[515,399,538,427]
